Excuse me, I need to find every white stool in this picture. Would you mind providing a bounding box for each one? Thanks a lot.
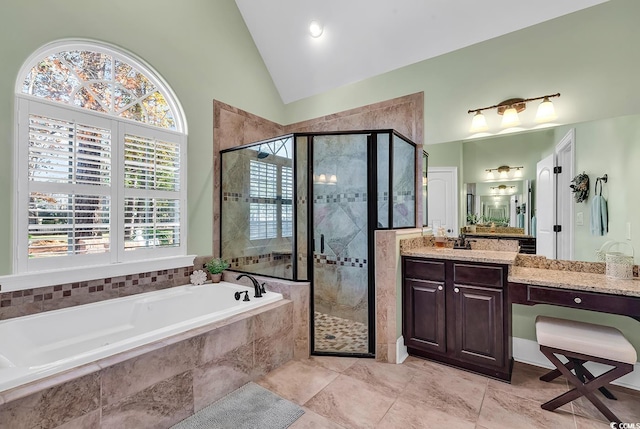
[535,315,637,424]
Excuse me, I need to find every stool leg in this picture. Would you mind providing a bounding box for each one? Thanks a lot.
[539,347,630,424]
[540,360,576,382]
[573,361,617,400]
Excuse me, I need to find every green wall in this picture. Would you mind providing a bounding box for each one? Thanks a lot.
[0,0,285,274]
[556,114,640,262]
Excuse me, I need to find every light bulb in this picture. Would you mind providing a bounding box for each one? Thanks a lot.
[469,111,488,133]
[309,21,323,38]
[500,170,508,179]
[328,174,337,184]
[501,107,521,128]
[318,174,326,183]
[486,170,494,180]
[514,168,523,178]
[536,97,557,122]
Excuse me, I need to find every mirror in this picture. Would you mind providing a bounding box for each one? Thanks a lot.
[428,111,640,262]
[468,180,531,235]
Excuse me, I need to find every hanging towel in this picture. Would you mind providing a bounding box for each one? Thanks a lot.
[517,212,525,228]
[590,195,608,236]
[590,178,609,236]
[531,215,537,237]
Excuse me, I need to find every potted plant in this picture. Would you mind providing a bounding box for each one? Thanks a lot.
[204,257,229,283]
[466,213,481,233]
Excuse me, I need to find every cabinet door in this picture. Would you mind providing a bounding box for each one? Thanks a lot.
[404,278,446,353]
[451,284,504,367]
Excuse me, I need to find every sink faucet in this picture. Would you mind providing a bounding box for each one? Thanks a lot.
[235,274,264,298]
[454,233,474,249]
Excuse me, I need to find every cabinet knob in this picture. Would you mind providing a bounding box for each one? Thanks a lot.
[438,285,443,291]
[454,287,459,293]
[574,297,582,304]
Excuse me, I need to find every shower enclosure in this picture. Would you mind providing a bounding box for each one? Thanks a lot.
[220,131,417,356]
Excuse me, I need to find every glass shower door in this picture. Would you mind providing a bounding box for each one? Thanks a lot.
[311,134,371,355]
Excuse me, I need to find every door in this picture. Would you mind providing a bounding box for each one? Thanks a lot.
[311,134,371,355]
[404,278,446,353]
[452,284,504,367]
[427,167,458,236]
[536,154,555,258]
[555,130,575,260]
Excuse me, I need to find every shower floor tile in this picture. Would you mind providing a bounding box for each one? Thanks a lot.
[314,312,369,354]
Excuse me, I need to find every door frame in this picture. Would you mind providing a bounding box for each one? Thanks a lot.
[555,129,575,260]
[427,166,459,236]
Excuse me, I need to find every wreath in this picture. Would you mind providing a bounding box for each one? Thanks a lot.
[570,172,589,203]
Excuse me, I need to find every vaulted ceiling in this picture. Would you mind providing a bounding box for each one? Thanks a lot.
[235,0,608,104]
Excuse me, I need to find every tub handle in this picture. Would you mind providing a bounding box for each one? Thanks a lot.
[234,291,250,302]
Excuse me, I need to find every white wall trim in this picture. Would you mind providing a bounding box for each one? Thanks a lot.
[513,336,640,392]
[396,336,409,364]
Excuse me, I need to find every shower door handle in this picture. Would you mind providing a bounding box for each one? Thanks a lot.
[320,234,325,253]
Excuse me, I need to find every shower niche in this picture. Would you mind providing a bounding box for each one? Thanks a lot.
[220,130,418,356]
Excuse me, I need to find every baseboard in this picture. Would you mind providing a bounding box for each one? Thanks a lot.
[513,337,640,392]
[396,336,408,364]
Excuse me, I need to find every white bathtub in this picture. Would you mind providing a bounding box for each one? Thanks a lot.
[0,281,282,393]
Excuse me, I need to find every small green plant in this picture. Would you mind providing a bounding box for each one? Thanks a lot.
[466,213,482,225]
[205,257,229,274]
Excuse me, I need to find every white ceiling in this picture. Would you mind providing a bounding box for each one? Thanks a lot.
[235,0,608,104]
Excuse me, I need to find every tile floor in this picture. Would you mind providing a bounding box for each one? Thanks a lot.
[256,356,640,429]
[314,312,369,354]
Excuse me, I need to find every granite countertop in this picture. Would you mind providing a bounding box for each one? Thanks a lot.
[401,246,518,265]
[508,266,640,297]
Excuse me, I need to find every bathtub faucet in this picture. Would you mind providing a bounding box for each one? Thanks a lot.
[235,274,264,298]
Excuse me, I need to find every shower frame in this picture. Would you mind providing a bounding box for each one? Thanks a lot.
[219,130,418,357]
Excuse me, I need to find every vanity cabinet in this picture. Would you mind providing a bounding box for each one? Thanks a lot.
[403,256,512,381]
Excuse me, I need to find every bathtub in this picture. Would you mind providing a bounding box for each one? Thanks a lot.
[0,281,282,393]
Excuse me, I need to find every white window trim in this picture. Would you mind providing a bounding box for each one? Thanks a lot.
[10,39,189,290]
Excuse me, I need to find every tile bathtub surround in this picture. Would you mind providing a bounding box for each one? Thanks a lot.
[0,300,294,429]
[227,270,310,360]
[257,357,640,429]
[0,266,196,321]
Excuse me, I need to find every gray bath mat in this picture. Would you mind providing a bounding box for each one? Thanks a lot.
[171,382,304,429]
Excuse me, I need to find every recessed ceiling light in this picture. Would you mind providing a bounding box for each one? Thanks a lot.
[309,21,323,38]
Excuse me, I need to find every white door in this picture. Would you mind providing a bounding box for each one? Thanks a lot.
[555,130,575,260]
[428,167,458,237]
[536,154,556,258]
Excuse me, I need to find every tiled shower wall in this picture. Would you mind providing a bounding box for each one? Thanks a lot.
[220,148,293,278]
[312,134,369,324]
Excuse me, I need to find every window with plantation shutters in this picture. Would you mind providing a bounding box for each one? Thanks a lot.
[24,106,113,265]
[15,40,186,274]
[249,160,293,241]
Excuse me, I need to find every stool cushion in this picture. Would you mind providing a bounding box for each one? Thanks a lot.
[536,316,637,364]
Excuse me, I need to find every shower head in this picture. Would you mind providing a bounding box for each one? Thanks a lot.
[257,151,269,159]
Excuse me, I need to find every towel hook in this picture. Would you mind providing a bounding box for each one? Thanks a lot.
[597,174,608,183]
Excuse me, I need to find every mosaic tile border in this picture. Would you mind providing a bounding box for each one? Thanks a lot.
[313,255,368,267]
[0,266,197,321]
[313,193,367,204]
[230,252,292,268]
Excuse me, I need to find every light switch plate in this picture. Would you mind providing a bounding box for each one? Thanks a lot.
[576,212,584,226]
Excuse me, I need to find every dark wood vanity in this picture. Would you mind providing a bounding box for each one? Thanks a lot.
[401,245,640,384]
[403,255,513,381]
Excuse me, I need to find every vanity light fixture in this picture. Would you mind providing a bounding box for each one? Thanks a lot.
[309,21,324,38]
[485,165,523,181]
[490,184,516,194]
[468,93,560,132]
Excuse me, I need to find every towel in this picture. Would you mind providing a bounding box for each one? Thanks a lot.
[517,213,525,228]
[590,195,608,236]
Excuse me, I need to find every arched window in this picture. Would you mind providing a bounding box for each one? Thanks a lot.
[14,40,187,274]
